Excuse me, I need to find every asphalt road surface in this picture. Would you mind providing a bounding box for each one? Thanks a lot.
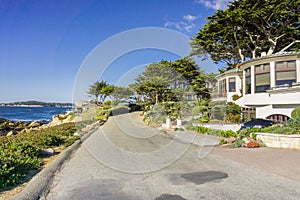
[45,112,300,200]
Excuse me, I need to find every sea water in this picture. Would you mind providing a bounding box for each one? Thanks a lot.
[0,106,72,122]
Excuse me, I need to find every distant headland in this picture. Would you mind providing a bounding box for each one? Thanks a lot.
[0,100,73,107]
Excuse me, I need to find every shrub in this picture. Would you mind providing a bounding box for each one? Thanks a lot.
[225,102,241,123]
[251,133,257,140]
[291,107,300,119]
[192,106,208,116]
[195,126,238,138]
[225,113,241,123]
[197,126,210,133]
[233,138,244,147]
[232,94,241,101]
[199,117,209,123]
[220,130,238,138]
[219,138,227,145]
[0,123,77,189]
[129,103,142,112]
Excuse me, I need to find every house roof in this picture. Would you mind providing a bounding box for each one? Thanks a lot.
[215,68,242,79]
[239,51,300,70]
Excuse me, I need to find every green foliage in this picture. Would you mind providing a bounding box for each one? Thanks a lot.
[199,117,209,123]
[110,86,133,104]
[251,133,257,140]
[0,123,77,189]
[233,138,244,148]
[130,57,207,103]
[232,94,241,101]
[128,103,142,112]
[179,101,197,117]
[291,107,300,119]
[196,126,210,133]
[195,126,238,138]
[185,126,198,131]
[143,104,166,125]
[211,102,226,120]
[225,113,241,123]
[191,0,300,67]
[219,138,227,145]
[244,118,300,135]
[104,100,113,106]
[162,102,182,120]
[87,80,108,104]
[225,103,241,123]
[220,130,238,138]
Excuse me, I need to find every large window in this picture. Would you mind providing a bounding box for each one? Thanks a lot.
[219,79,227,97]
[245,67,251,94]
[275,61,296,86]
[229,77,236,92]
[255,63,270,93]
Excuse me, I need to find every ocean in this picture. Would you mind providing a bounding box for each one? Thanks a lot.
[0,106,73,122]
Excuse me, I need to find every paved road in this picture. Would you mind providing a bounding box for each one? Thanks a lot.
[46,113,300,200]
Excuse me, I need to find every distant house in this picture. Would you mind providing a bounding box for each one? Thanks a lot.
[233,52,300,122]
[74,100,95,114]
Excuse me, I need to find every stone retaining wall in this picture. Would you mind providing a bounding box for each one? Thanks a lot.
[255,133,300,149]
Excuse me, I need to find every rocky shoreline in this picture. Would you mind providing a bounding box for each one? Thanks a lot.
[0,111,77,137]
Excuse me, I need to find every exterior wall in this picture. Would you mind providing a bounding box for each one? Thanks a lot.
[227,75,242,102]
[237,53,300,120]
[296,59,300,82]
[239,92,300,107]
[256,105,294,119]
[214,73,242,103]
[256,133,300,149]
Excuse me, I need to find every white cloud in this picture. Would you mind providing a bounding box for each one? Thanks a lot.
[196,0,230,10]
[183,14,197,22]
[164,14,198,32]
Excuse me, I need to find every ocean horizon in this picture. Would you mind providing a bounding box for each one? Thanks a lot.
[0,106,73,122]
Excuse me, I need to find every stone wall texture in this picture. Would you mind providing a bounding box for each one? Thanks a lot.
[256,133,300,149]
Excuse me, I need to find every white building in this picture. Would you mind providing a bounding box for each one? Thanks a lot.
[213,68,243,103]
[235,52,300,122]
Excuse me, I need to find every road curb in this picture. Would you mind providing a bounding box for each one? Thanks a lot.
[13,125,99,200]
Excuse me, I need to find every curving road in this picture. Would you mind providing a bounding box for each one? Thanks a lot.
[46,112,300,200]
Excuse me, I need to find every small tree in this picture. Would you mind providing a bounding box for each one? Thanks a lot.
[225,102,241,123]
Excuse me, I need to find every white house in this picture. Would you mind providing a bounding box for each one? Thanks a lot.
[213,68,243,103]
[235,52,300,122]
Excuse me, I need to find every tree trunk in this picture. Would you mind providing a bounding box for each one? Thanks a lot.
[267,38,276,55]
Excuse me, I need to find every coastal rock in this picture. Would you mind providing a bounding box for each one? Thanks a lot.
[28,121,40,128]
[73,132,80,137]
[247,141,260,148]
[48,111,75,127]
[39,148,55,157]
[7,130,14,136]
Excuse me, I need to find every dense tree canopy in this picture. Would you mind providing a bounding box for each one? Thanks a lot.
[110,86,133,104]
[87,81,114,104]
[191,0,300,68]
[130,57,207,104]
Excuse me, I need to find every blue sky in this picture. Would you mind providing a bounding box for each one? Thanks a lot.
[0,0,229,103]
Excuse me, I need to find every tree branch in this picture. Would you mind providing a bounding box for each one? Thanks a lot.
[280,40,300,52]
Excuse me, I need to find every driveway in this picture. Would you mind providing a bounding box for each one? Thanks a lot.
[46,112,300,200]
